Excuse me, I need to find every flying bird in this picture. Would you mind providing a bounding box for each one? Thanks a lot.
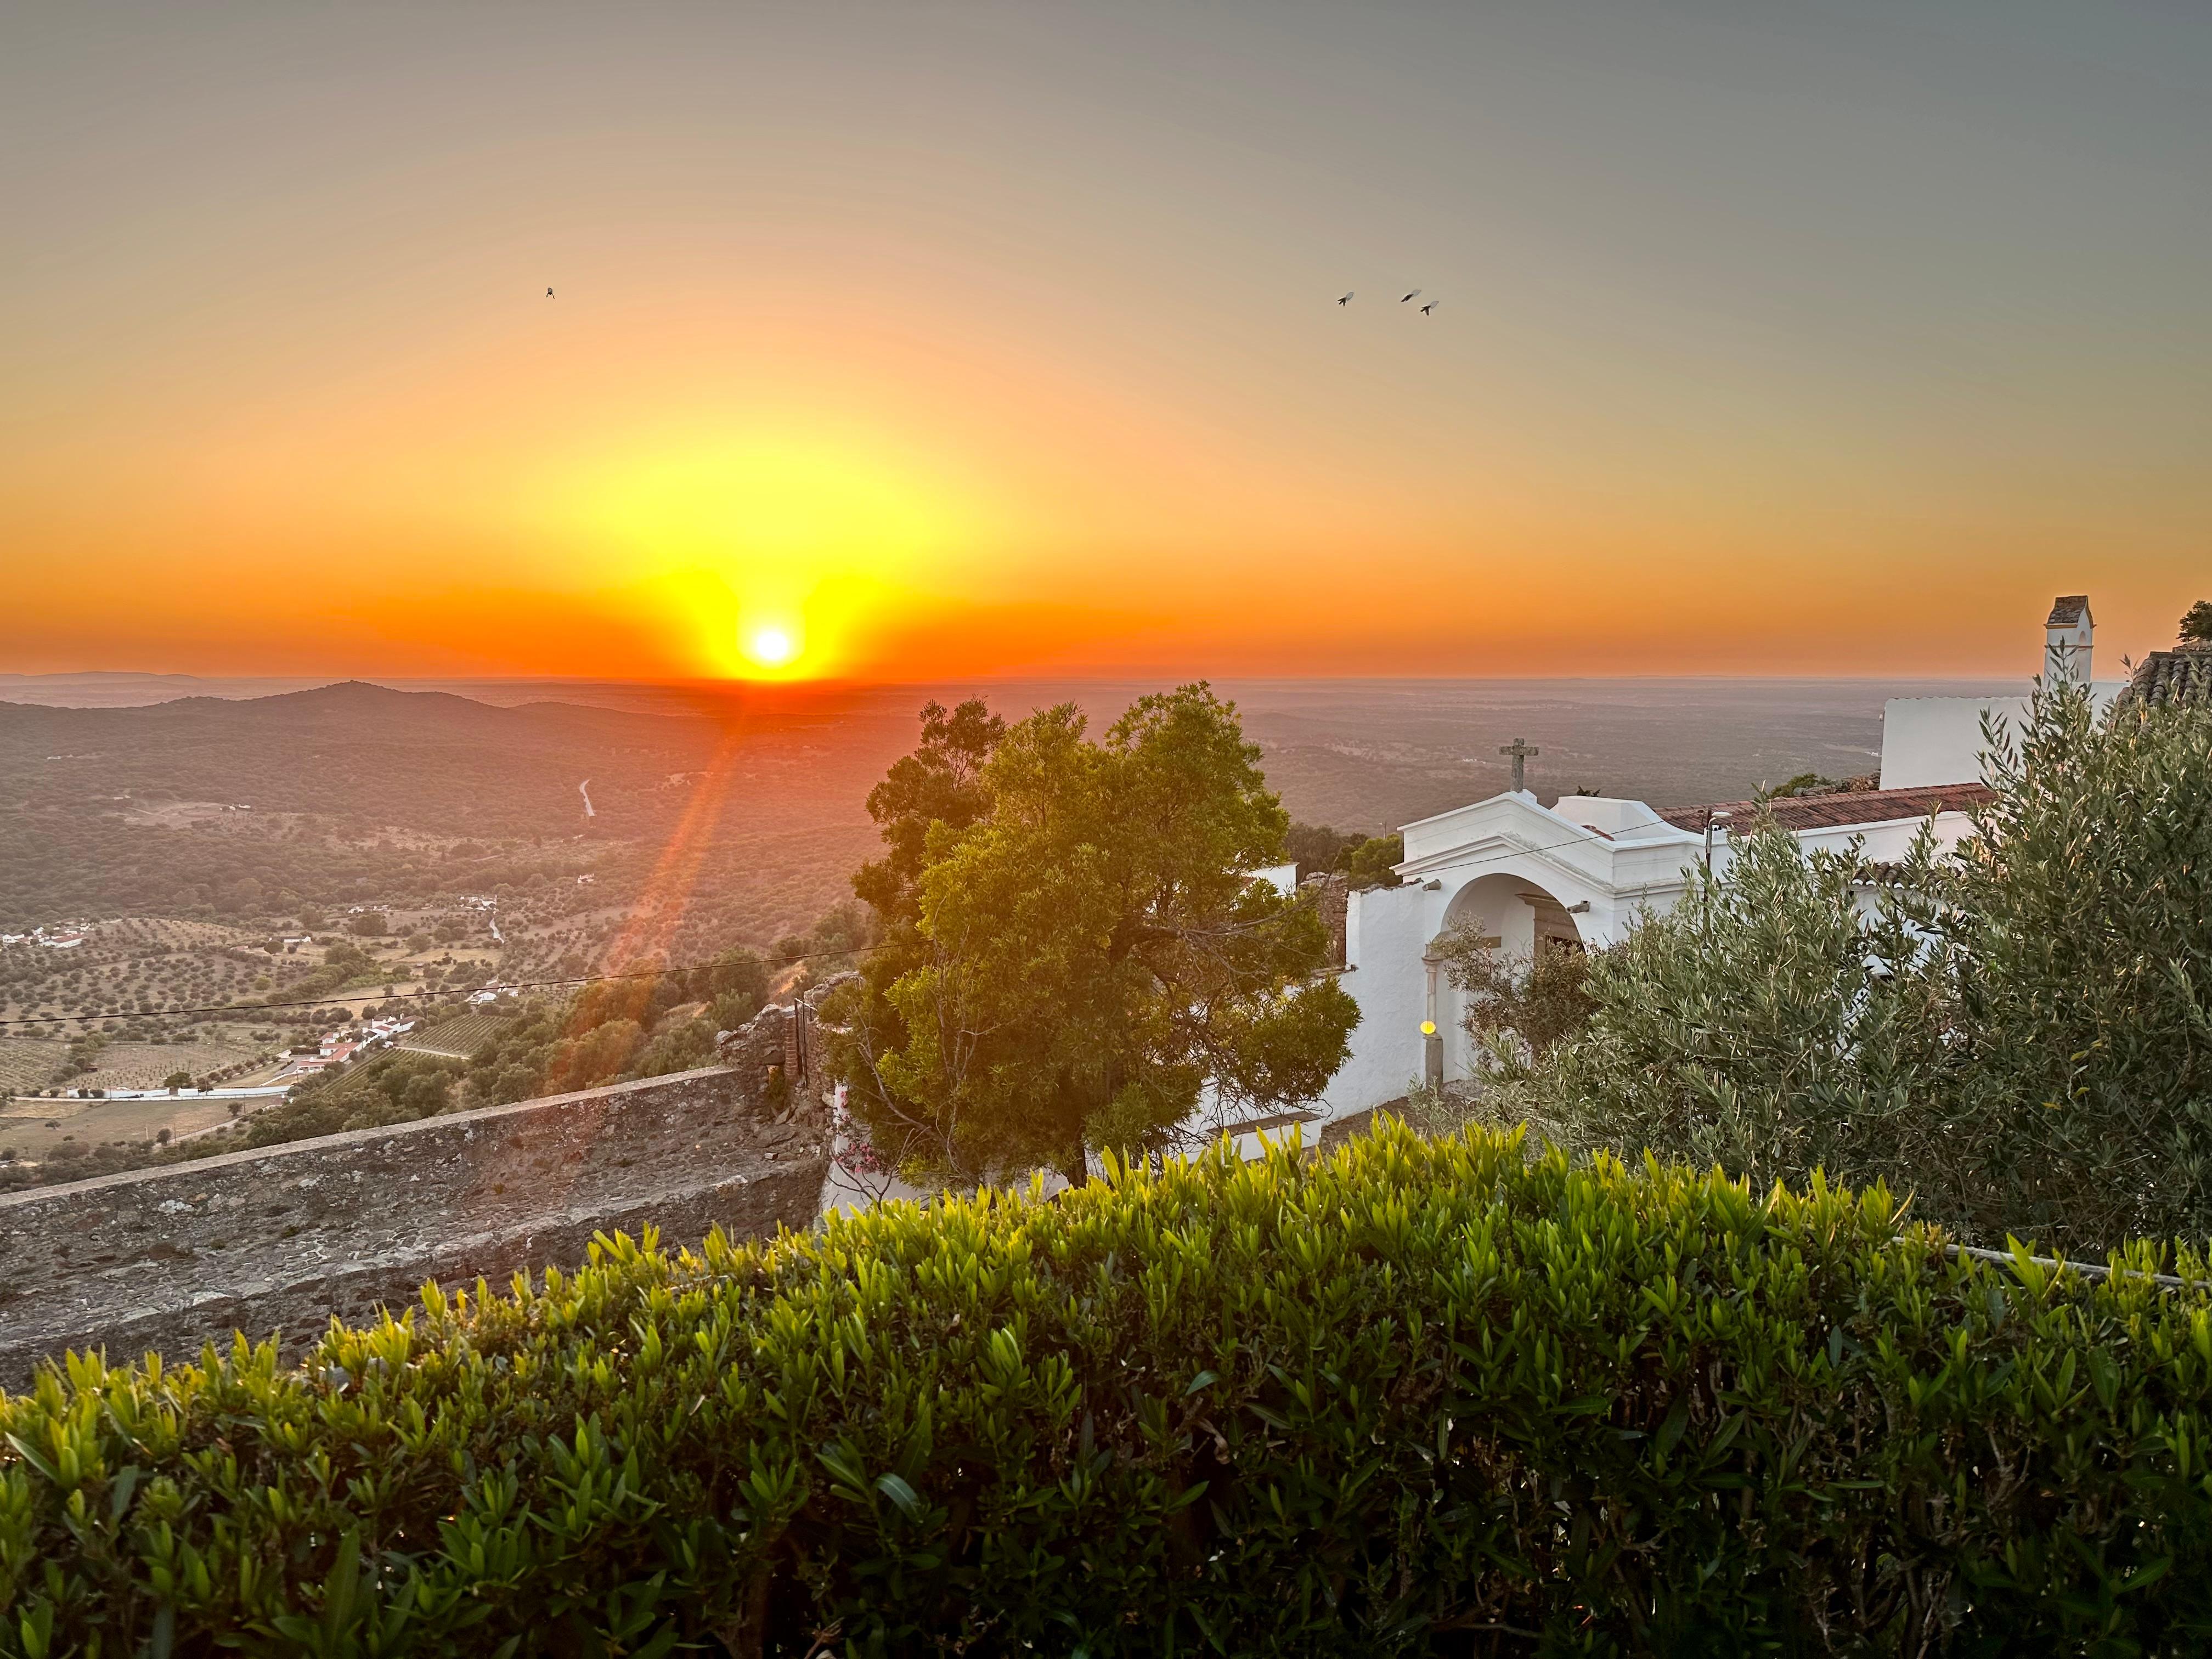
[546,287,555,297]
[1338,291,1354,306]
[1419,301,1436,315]
[1401,289,1422,303]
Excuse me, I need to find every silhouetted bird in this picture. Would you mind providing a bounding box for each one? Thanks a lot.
[1401,289,1421,303]
[1338,291,1353,306]
[546,287,555,297]
[1419,301,1436,315]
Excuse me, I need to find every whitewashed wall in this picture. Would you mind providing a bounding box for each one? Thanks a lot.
[1878,687,2119,789]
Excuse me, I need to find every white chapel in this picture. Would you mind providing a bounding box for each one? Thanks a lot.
[1278,594,2124,1133]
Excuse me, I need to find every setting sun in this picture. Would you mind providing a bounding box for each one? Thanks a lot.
[744,625,798,669]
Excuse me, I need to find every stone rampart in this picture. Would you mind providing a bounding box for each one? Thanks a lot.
[0,1064,827,1384]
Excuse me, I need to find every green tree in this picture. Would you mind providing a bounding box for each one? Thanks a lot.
[1344,832,1404,890]
[697,946,769,1029]
[1284,822,1401,888]
[1926,679,2212,1247]
[162,1070,193,1093]
[2180,598,2212,642]
[828,685,1358,1187]
[818,699,1007,1158]
[850,698,1006,925]
[1476,818,1949,1194]
[1435,932,1598,1063]
[1284,821,1355,876]
[626,1014,715,1080]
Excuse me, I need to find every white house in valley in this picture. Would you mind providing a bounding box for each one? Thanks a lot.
[1294,594,2118,1132]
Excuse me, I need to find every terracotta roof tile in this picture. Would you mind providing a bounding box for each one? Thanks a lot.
[2116,642,2212,712]
[1655,783,1995,834]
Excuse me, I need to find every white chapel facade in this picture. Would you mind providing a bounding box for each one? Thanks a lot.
[1286,594,2103,1131]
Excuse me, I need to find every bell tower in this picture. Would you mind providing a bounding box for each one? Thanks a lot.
[2044,595,2093,685]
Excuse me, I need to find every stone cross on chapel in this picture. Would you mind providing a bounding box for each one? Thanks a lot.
[1499,736,1539,794]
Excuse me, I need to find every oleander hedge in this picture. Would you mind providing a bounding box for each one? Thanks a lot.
[8,1124,2212,1656]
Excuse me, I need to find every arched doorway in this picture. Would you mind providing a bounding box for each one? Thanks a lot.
[1427,872,1587,1080]
[1440,872,1586,957]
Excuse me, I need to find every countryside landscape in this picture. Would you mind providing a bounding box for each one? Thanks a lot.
[5,4,2211,1653]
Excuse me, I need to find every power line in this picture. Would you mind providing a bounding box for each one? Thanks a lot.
[0,944,871,1029]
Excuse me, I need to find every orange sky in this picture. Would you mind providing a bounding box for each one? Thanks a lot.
[5,5,2208,682]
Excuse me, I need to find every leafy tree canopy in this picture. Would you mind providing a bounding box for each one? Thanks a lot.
[830,685,1358,1186]
[1344,832,1405,890]
[1284,821,1402,889]
[850,698,1006,926]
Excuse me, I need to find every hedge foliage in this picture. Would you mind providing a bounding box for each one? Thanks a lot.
[9,1124,2212,1655]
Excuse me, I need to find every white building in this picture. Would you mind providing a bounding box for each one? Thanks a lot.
[1310,781,1989,1123]
[1878,596,2122,788]
[1304,593,2108,1130]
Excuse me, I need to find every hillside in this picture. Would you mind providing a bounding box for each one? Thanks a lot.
[0,681,721,838]
[0,682,913,942]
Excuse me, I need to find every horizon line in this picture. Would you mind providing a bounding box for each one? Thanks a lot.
[0,668,2043,689]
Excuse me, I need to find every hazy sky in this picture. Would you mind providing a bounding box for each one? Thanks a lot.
[5,2,2207,680]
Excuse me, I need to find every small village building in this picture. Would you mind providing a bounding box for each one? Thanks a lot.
[1312,781,1991,1121]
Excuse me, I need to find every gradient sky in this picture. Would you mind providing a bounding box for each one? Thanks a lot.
[5,2,2208,681]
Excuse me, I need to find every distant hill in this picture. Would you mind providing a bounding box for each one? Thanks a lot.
[0,682,726,838]
[0,681,911,934]
[0,673,338,708]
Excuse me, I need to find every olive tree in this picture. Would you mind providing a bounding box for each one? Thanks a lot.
[1486,677,2212,1255]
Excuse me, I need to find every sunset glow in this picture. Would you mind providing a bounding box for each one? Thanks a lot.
[5,6,2209,683]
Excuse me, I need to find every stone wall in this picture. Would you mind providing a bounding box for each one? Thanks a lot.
[0,1063,827,1385]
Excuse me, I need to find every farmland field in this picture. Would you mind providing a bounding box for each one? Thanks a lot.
[397,1012,513,1058]
[0,1039,65,1094]
[0,1033,273,1096]
[0,1091,249,1161]
[74,1036,271,1091]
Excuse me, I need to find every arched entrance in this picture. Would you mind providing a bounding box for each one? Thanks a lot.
[1440,872,1586,957]
[1425,872,1587,1081]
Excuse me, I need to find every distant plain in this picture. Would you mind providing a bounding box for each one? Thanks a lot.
[1,668,2025,820]
[0,671,2019,1128]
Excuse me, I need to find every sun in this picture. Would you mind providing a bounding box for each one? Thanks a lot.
[743,624,799,669]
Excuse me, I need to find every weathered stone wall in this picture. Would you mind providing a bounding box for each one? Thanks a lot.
[0,1064,827,1384]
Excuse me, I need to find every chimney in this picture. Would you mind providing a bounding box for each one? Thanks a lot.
[2044,595,2093,685]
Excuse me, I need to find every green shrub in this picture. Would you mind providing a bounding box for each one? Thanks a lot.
[1471,817,1951,1200]
[8,1124,2212,1655]
[1475,680,2212,1257]
[1937,679,2212,1249]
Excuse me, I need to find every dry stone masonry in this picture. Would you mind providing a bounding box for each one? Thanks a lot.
[0,1040,828,1384]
